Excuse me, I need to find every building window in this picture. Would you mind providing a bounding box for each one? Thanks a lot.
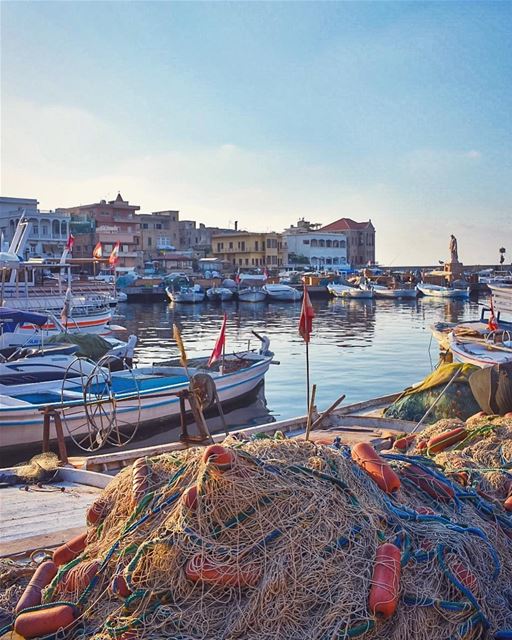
[241,241,245,251]
[255,241,259,251]
[319,239,325,247]
[303,239,310,245]
[238,258,242,265]
[311,239,318,247]
[42,225,49,237]
[326,240,332,248]
[245,258,249,265]
[340,240,346,248]
[52,220,60,237]
[156,223,162,229]
[61,221,67,236]
[148,238,152,246]
[229,242,233,249]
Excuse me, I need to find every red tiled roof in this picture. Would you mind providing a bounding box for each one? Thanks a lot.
[320,218,374,232]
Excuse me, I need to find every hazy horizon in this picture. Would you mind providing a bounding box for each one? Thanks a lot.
[1,1,511,265]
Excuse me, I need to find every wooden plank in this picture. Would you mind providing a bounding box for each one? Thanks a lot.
[0,526,86,558]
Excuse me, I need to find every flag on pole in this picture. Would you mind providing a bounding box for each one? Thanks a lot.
[263,266,269,280]
[487,296,499,331]
[93,241,103,259]
[208,313,227,367]
[299,284,315,343]
[60,286,73,326]
[235,270,241,284]
[65,234,75,251]
[173,323,188,369]
[108,241,120,266]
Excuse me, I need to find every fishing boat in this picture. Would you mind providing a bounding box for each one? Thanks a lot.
[417,283,470,298]
[263,283,302,302]
[488,283,512,316]
[448,331,512,367]
[327,283,374,299]
[166,284,205,303]
[206,287,234,302]
[372,284,418,299]
[0,336,275,452]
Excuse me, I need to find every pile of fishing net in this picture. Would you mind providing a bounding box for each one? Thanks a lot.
[10,438,512,640]
[396,414,512,504]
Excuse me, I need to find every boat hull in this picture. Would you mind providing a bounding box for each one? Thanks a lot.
[417,284,470,299]
[373,288,417,299]
[238,289,267,303]
[263,285,302,302]
[206,288,234,302]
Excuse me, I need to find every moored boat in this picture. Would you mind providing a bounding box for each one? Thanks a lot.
[448,331,512,367]
[372,284,418,299]
[206,287,234,302]
[327,283,374,299]
[166,284,205,303]
[417,283,470,298]
[238,287,267,303]
[263,283,302,302]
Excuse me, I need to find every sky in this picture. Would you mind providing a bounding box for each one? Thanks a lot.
[1,1,511,265]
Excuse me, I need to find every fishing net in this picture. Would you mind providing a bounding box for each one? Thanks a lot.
[11,438,510,640]
[406,415,512,501]
[0,453,61,485]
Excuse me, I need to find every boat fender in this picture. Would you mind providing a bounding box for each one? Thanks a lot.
[53,531,88,566]
[131,458,150,508]
[202,445,236,471]
[15,561,58,614]
[368,543,401,619]
[351,442,401,494]
[183,485,198,510]
[185,554,260,588]
[393,435,416,451]
[427,427,468,454]
[14,604,76,639]
[111,573,132,597]
[56,559,100,594]
[401,464,455,502]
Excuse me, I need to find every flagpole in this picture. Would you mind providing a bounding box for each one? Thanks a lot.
[305,340,310,416]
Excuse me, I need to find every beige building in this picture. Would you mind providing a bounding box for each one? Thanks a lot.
[212,231,284,269]
[138,210,180,259]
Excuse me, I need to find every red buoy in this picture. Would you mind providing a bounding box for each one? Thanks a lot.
[393,434,416,452]
[185,554,260,588]
[368,543,401,619]
[16,561,58,614]
[131,458,150,508]
[86,496,110,525]
[183,485,199,510]
[401,463,454,502]
[56,559,100,594]
[53,531,88,566]
[351,442,401,494]
[202,445,236,471]
[14,604,76,638]
[111,573,132,597]
[427,427,467,454]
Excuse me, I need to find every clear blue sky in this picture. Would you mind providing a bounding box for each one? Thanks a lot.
[1,1,511,264]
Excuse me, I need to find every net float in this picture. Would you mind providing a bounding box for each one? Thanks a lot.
[111,573,132,597]
[416,506,436,516]
[131,458,150,507]
[393,434,416,451]
[504,495,512,512]
[450,559,478,593]
[202,445,236,471]
[185,554,260,588]
[368,543,401,619]
[56,559,100,594]
[417,440,427,451]
[401,463,454,502]
[86,496,110,525]
[351,442,401,494]
[427,427,468,454]
[53,531,88,566]
[14,604,76,639]
[15,561,58,614]
[183,485,198,510]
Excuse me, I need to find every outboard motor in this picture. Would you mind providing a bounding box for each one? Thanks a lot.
[251,331,273,357]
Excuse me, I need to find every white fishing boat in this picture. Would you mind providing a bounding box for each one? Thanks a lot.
[488,283,512,316]
[372,284,418,299]
[448,331,512,368]
[417,283,470,298]
[0,337,275,452]
[166,284,205,303]
[206,287,234,302]
[327,283,374,299]
[263,283,302,302]
[238,287,267,303]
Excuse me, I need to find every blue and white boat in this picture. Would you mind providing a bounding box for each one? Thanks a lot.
[0,337,274,452]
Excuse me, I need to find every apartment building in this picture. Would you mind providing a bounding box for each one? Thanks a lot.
[283,219,348,270]
[319,218,376,267]
[138,210,180,259]
[211,231,284,269]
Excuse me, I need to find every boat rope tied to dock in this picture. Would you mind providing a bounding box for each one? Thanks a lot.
[6,437,512,639]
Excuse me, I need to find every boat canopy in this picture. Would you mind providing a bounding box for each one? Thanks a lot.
[0,308,49,331]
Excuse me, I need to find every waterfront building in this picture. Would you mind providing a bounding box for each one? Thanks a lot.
[64,193,143,270]
[179,221,234,256]
[283,218,348,271]
[138,210,180,259]
[0,196,71,259]
[212,231,284,269]
[319,218,376,267]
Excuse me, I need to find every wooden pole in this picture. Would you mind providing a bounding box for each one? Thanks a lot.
[305,341,310,417]
[305,383,317,441]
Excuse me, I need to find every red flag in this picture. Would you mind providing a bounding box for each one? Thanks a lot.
[299,285,315,343]
[487,296,499,331]
[235,270,241,284]
[93,241,102,259]
[108,241,120,266]
[263,267,269,280]
[65,234,75,251]
[208,313,227,366]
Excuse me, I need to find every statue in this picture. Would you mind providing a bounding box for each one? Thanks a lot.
[449,234,458,263]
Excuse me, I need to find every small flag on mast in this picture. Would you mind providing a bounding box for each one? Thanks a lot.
[208,313,227,367]
[65,234,75,251]
[173,323,188,369]
[299,284,315,343]
[108,241,120,266]
[487,296,499,331]
[93,242,103,259]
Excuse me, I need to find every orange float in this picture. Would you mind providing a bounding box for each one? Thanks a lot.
[56,559,100,594]
[401,463,454,502]
[450,559,478,592]
[504,495,512,512]
[202,445,236,471]
[14,604,76,639]
[183,485,198,510]
[111,573,132,597]
[185,554,260,588]
[53,531,88,566]
[131,458,150,507]
[86,496,110,525]
[393,435,416,451]
[16,561,58,614]
[427,427,467,454]
[368,543,401,619]
[351,442,401,494]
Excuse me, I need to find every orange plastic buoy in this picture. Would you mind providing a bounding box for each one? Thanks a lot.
[185,554,260,588]
[504,411,512,419]
[427,427,467,454]
[468,411,487,420]
[368,543,401,619]
[131,458,149,507]
[16,561,58,613]
[14,604,76,639]
[401,464,454,502]
[183,485,198,510]
[111,573,132,597]
[86,496,110,525]
[56,559,99,594]
[393,434,416,452]
[449,471,469,487]
[504,495,512,511]
[417,440,428,451]
[202,445,236,470]
[53,531,88,566]
[450,559,478,593]
[351,442,401,494]
[416,506,435,515]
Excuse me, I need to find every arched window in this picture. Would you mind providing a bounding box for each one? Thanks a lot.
[333,257,339,264]
[333,240,339,248]
[311,239,318,247]
[319,239,325,247]
[340,240,346,248]
[29,218,39,236]
[326,239,332,248]
[9,220,15,234]
[61,220,67,236]
[52,220,60,237]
